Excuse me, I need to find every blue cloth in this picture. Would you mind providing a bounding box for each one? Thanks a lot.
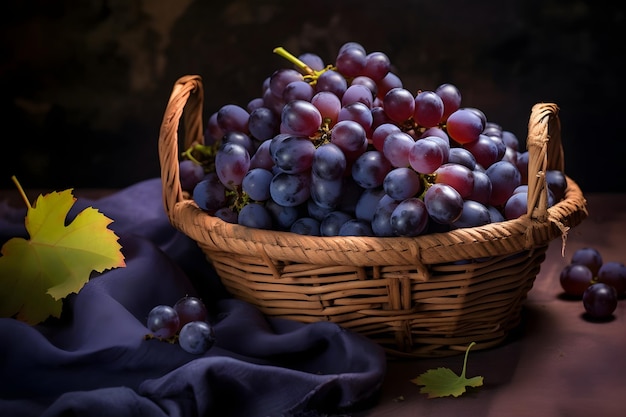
[0,179,386,417]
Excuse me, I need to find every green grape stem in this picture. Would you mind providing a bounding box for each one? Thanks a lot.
[273,46,336,84]
[10,175,32,209]
[460,341,477,379]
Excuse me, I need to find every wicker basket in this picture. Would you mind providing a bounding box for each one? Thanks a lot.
[158,74,587,358]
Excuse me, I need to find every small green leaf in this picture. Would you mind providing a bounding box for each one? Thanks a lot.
[410,342,484,398]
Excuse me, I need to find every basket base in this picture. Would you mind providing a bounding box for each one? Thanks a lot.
[199,242,547,358]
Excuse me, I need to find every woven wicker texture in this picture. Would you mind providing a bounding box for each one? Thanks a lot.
[158,74,588,357]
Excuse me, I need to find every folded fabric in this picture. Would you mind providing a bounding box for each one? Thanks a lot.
[0,178,386,417]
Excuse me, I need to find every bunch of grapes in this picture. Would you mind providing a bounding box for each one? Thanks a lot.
[559,247,626,319]
[145,296,215,354]
[182,42,567,237]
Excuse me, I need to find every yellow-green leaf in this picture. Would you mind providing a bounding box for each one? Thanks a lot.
[0,189,126,324]
[410,342,484,398]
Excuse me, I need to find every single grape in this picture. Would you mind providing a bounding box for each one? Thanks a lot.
[350,75,378,99]
[408,137,448,174]
[447,147,477,170]
[310,172,343,209]
[435,83,462,121]
[320,211,353,236]
[315,69,348,98]
[337,102,373,137]
[174,296,208,328]
[248,107,279,141]
[355,187,386,222]
[390,198,429,237]
[446,108,484,144]
[352,150,392,189]
[330,120,368,156]
[504,192,528,220]
[216,104,250,134]
[463,134,501,168]
[582,283,618,319]
[178,321,216,354]
[179,160,205,192]
[298,52,325,71]
[313,142,347,180]
[383,131,415,168]
[371,123,401,152]
[238,203,273,230]
[546,170,567,202]
[215,207,238,224]
[516,151,529,185]
[265,198,300,230]
[222,131,255,156]
[281,100,322,137]
[269,68,304,98]
[597,261,626,295]
[335,45,366,77]
[371,197,399,237]
[311,91,342,127]
[269,172,311,207]
[423,183,464,224]
[376,72,403,100]
[249,139,274,170]
[413,90,444,128]
[270,135,316,174]
[467,170,492,206]
[290,217,321,236]
[560,264,594,297]
[147,305,180,338]
[452,200,491,229]
[342,84,374,108]
[193,173,228,214]
[383,167,423,200]
[363,51,391,81]
[383,87,415,123]
[571,247,603,276]
[339,219,374,236]
[434,163,475,199]
[485,160,521,206]
[214,142,251,190]
[283,80,315,103]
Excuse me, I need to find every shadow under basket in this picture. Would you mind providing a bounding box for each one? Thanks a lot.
[158,75,588,358]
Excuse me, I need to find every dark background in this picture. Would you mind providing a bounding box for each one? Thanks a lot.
[1,0,624,193]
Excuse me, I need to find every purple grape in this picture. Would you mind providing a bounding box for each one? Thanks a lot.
[597,261,626,295]
[290,217,321,236]
[178,321,216,354]
[173,296,208,328]
[423,183,464,225]
[352,150,392,189]
[560,264,593,297]
[582,283,618,319]
[238,203,273,229]
[147,305,180,338]
[320,211,353,236]
[413,91,444,128]
[390,198,429,237]
[571,247,603,276]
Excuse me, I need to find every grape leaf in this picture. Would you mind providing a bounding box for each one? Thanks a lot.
[410,342,484,398]
[0,188,126,324]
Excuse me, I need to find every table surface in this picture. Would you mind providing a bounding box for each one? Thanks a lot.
[353,193,626,417]
[1,190,624,417]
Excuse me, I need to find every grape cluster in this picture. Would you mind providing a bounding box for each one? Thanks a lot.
[559,247,626,319]
[183,42,567,237]
[145,296,216,354]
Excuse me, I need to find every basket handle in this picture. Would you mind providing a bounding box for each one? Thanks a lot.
[525,102,564,221]
[158,75,205,217]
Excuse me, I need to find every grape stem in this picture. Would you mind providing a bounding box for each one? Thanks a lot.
[273,47,315,76]
[273,46,335,84]
[10,175,32,209]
